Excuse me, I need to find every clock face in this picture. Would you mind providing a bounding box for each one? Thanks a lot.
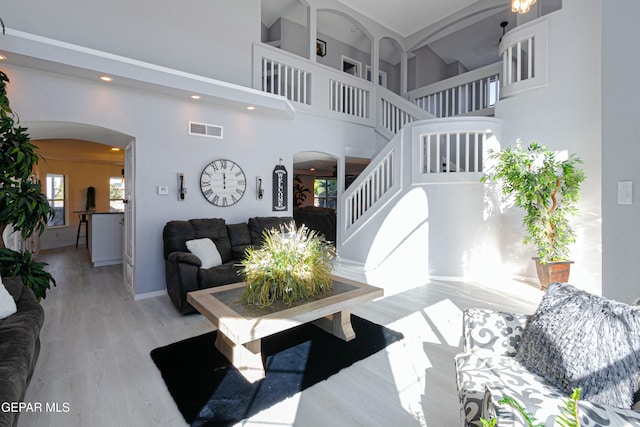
[200,159,246,207]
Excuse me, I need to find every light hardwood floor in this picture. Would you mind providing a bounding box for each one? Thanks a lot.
[20,247,543,427]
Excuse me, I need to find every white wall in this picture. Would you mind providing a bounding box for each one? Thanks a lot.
[602,0,640,303]
[0,0,261,87]
[495,1,602,295]
[3,64,376,295]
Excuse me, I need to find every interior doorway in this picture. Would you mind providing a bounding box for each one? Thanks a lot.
[25,121,136,293]
[292,152,370,246]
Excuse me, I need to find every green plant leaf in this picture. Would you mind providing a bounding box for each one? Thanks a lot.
[556,388,581,427]
[481,140,585,263]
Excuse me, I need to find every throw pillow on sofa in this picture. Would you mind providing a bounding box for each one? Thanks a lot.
[0,277,17,320]
[186,238,223,269]
[516,282,640,408]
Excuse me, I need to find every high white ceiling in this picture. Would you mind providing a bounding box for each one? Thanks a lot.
[337,0,479,37]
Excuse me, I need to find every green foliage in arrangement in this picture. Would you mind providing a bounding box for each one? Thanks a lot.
[239,221,334,307]
[557,388,582,427]
[481,388,582,427]
[0,248,56,302]
[0,70,55,300]
[481,141,585,263]
[0,71,52,244]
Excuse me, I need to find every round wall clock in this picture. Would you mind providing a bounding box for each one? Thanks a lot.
[200,159,246,207]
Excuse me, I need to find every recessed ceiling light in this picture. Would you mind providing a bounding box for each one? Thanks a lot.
[100,76,112,82]
[0,55,6,61]
[246,105,256,110]
[191,95,201,100]
[310,167,316,171]
[110,147,121,151]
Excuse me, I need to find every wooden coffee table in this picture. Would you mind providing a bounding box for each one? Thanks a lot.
[187,275,383,382]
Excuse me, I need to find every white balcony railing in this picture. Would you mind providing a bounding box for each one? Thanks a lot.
[329,79,370,119]
[408,63,501,118]
[499,18,548,98]
[411,117,502,185]
[261,57,311,105]
[253,43,430,136]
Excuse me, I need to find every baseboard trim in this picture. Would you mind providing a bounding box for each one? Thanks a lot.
[134,289,167,300]
[429,275,467,282]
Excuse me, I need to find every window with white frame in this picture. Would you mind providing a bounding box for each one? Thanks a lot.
[314,178,337,209]
[109,176,125,212]
[46,174,66,226]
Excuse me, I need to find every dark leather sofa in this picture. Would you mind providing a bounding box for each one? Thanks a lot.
[162,216,293,314]
[0,277,45,427]
[294,206,336,243]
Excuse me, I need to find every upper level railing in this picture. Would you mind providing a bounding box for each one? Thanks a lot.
[261,57,311,105]
[253,43,431,136]
[254,12,550,129]
[499,18,548,98]
[408,63,501,118]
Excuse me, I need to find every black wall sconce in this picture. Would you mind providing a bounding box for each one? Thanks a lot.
[257,177,264,200]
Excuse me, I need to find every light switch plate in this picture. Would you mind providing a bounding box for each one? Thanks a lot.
[157,185,169,195]
[618,181,633,205]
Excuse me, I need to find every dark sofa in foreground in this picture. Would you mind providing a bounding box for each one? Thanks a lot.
[0,277,45,427]
[163,216,293,314]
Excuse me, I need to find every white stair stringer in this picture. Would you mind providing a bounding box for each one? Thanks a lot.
[337,117,503,283]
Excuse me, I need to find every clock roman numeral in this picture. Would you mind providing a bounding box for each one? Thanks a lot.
[220,159,227,169]
[212,195,220,205]
[222,197,228,207]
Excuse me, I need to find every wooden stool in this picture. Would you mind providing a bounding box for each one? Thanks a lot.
[76,212,88,248]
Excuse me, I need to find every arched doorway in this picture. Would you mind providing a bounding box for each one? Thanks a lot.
[25,121,136,293]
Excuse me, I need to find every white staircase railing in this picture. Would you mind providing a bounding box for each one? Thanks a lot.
[379,87,432,137]
[339,117,502,257]
[408,63,501,118]
[421,131,485,174]
[345,147,395,231]
[499,18,548,98]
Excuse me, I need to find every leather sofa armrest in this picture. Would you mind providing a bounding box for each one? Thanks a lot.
[165,253,201,314]
[168,251,202,267]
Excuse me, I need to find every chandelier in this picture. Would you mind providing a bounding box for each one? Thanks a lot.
[512,0,536,14]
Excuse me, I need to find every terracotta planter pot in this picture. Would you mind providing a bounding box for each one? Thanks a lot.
[533,258,573,291]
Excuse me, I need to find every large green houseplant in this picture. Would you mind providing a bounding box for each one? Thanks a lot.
[0,70,56,300]
[481,141,585,289]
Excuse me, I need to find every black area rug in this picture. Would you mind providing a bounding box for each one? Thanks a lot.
[150,315,403,427]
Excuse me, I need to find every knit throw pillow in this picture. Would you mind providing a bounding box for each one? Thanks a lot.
[515,282,640,408]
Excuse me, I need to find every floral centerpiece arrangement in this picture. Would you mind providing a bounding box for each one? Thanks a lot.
[239,221,334,307]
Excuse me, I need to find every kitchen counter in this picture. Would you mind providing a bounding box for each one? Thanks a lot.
[88,212,124,267]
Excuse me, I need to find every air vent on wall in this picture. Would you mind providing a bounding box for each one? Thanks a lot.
[189,121,223,139]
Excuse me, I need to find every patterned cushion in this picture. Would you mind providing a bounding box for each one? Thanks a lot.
[455,352,563,426]
[515,283,640,408]
[484,384,640,426]
[463,308,528,356]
